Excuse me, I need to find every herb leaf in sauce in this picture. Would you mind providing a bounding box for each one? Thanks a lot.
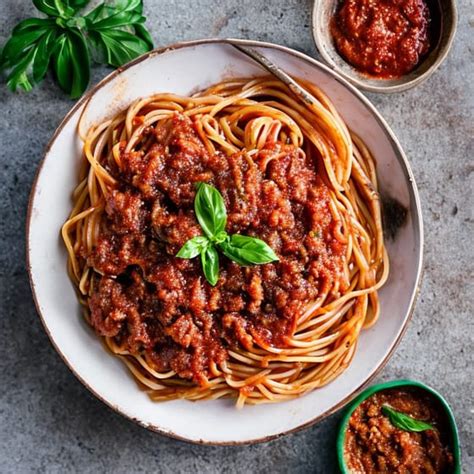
[176,182,279,286]
[220,234,279,266]
[176,236,209,259]
[194,182,227,239]
[200,245,219,287]
[382,405,435,432]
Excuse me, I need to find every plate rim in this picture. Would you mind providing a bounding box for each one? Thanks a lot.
[25,37,424,445]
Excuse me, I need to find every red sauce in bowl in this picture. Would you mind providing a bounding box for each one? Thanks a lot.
[344,387,454,473]
[331,0,432,78]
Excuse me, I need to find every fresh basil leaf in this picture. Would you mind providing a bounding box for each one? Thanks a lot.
[382,405,435,432]
[32,29,57,82]
[201,245,219,286]
[85,0,153,64]
[5,48,36,92]
[109,0,142,12]
[52,30,90,98]
[133,23,154,49]
[2,25,52,62]
[12,18,56,35]
[89,11,144,30]
[219,234,279,266]
[132,0,143,14]
[66,0,89,12]
[52,34,69,91]
[2,19,57,91]
[176,236,209,259]
[55,0,75,17]
[194,182,227,239]
[85,31,108,64]
[33,0,72,17]
[84,3,107,23]
[33,0,62,16]
[67,30,90,98]
[96,29,149,67]
[86,0,141,24]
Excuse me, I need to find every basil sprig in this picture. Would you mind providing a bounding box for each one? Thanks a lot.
[177,182,279,286]
[0,0,154,98]
[382,405,435,432]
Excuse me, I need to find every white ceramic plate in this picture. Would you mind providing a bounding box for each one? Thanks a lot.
[27,39,423,445]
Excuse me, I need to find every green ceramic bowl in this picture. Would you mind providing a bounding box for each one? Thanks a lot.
[337,379,461,473]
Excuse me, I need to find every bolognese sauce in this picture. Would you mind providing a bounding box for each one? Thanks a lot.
[331,0,432,78]
[345,388,454,473]
[86,113,348,385]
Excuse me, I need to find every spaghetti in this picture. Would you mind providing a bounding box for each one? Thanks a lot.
[62,77,388,406]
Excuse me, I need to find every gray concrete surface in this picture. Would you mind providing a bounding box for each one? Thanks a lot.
[0,0,473,472]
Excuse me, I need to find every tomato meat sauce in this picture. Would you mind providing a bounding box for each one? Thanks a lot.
[331,0,432,78]
[344,387,454,473]
[86,114,347,385]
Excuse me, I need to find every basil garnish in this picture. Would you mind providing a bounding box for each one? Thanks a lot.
[201,246,219,287]
[176,236,209,259]
[194,182,227,239]
[220,234,279,266]
[382,405,435,432]
[176,182,279,285]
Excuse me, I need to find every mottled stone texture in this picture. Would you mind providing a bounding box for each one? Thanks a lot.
[0,0,472,472]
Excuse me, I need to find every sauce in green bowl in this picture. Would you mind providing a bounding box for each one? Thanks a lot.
[337,380,461,473]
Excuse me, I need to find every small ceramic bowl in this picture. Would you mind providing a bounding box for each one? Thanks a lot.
[312,0,458,93]
[337,379,461,473]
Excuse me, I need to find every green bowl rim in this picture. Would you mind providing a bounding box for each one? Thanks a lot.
[336,379,461,473]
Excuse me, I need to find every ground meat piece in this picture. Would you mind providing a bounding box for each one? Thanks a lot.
[105,189,148,234]
[165,313,202,348]
[222,313,253,350]
[89,277,131,337]
[247,272,264,314]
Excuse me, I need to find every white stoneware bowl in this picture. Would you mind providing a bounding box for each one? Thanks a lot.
[27,39,423,445]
